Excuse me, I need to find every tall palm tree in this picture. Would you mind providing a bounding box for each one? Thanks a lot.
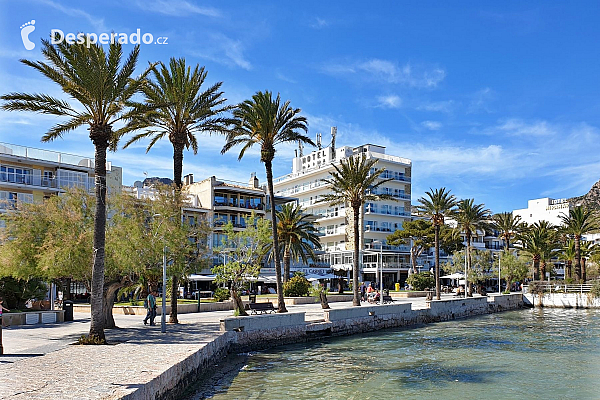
[492,212,522,250]
[275,204,322,282]
[580,241,598,282]
[222,91,313,312]
[455,199,491,296]
[561,240,576,280]
[517,221,556,280]
[416,188,457,300]
[560,206,598,282]
[319,155,394,306]
[125,58,231,324]
[1,38,151,342]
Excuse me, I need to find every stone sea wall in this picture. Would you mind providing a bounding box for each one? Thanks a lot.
[523,292,600,308]
[152,293,524,399]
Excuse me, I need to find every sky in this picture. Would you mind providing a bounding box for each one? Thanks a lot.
[1,1,600,213]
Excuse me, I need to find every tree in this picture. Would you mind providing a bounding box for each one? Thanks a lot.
[387,219,435,274]
[516,221,557,280]
[319,155,394,306]
[498,251,528,293]
[107,186,209,327]
[492,212,522,250]
[275,204,321,282]
[561,240,576,280]
[560,206,599,282]
[416,188,458,300]
[222,91,313,313]
[580,241,598,282]
[446,248,493,293]
[406,272,435,291]
[455,199,491,295]
[1,38,151,342]
[125,58,231,324]
[212,215,272,316]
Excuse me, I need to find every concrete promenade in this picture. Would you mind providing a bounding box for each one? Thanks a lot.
[0,295,491,399]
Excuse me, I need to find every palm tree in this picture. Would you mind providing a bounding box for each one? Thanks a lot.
[1,38,151,342]
[275,204,322,282]
[492,212,522,250]
[560,206,599,282]
[222,91,313,312]
[580,241,598,282]
[561,240,576,280]
[125,58,231,324]
[319,155,394,306]
[416,188,457,300]
[517,221,556,280]
[455,199,491,296]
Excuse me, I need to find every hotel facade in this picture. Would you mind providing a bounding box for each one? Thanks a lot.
[273,131,413,289]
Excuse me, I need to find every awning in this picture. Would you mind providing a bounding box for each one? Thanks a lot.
[440,273,464,279]
[187,274,216,282]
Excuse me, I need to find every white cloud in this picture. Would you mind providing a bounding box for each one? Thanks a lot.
[35,0,107,31]
[376,95,402,109]
[416,100,457,113]
[134,0,220,17]
[492,118,557,137]
[421,121,442,130]
[189,33,251,70]
[310,18,329,29]
[467,87,495,114]
[320,58,446,88]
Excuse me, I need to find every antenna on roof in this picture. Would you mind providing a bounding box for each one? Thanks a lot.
[317,133,322,150]
[298,141,304,157]
[330,126,337,158]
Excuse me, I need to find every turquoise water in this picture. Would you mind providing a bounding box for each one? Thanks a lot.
[188,309,600,399]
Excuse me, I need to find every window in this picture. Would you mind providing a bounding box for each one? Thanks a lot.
[57,169,89,190]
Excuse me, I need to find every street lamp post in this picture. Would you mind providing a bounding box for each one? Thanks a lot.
[498,252,501,294]
[162,245,167,333]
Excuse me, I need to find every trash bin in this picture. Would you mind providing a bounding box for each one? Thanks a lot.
[395,283,400,291]
[63,300,74,321]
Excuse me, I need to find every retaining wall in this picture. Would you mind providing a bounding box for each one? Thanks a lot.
[1,310,64,327]
[523,292,600,308]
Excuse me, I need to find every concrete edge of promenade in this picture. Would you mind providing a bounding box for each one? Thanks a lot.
[143,293,525,400]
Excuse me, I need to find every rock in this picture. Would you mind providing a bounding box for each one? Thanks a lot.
[569,179,600,209]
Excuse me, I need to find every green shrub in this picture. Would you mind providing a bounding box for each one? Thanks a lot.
[213,287,230,302]
[283,275,311,297]
[405,272,435,291]
[590,280,600,299]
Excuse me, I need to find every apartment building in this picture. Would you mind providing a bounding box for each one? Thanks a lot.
[0,142,122,216]
[273,130,413,288]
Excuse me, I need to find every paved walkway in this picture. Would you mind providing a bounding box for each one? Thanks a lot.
[0,295,440,399]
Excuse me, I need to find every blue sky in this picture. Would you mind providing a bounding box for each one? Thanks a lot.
[1,1,600,213]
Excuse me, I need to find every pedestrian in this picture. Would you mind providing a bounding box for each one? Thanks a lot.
[360,282,366,302]
[143,291,157,326]
[0,297,9,325]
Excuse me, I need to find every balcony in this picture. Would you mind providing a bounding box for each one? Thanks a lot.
[0,142,94,168]
[213,201,264,211]
[0,171,94,191]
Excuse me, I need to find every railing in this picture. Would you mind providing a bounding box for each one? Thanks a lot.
[0,172,94,191]
[0,142,94,168]
[214,201,264,211]
[523,284,594,294]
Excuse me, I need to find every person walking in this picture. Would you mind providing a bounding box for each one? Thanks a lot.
[0,297,10,355]
[360,282,367,302]
[143,291,157,326]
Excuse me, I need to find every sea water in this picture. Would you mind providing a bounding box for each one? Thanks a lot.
[188,309,600,399]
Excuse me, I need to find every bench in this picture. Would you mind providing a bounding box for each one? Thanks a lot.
[382,295,395,304]
[246,302,276,314]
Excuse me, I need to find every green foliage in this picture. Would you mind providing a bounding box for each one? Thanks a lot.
[0,277,48,309]
[498,251,529,291]
[447,248,494,284]
[387,219,434,272]
[406,272,435,291]
[213,287,231,302]
[590,280,600,299]
[283,275,311,297]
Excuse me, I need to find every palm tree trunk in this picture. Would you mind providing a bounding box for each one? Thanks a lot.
[352,204,361,306]
[533,256,540,281]
[434,224,440,300]
[567,260,572,280]
[169,275,179,324]
[574,235,582,281]
[103,281,125,329]
[283,247,291,283]
[265,160,287,313]
[173,143,185,189]
[89,140,108,342]
[582,258,587,282]
[541,261,547,281]
[466,232,472,296]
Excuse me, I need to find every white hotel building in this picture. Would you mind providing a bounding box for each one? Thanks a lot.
[273,133,413,288]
